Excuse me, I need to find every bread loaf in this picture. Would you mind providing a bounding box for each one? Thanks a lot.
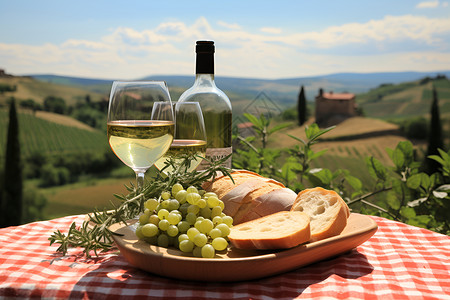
[228,211,311,249]
[203,171,296,224]
[291,187,349,242]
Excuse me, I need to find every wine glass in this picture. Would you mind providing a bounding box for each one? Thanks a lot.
[154,102,207,174]
[107,81,174,189]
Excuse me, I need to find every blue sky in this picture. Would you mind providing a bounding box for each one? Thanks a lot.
[1,0,449,79]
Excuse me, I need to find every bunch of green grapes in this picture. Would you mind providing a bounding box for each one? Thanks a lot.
[135,183,233,258]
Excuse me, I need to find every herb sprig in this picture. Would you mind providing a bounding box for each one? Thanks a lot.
[49,155,233,258]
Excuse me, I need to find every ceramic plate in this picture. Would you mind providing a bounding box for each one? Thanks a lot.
[109,213,377,282]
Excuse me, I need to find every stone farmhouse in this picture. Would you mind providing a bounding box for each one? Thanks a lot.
[315,88,357,126]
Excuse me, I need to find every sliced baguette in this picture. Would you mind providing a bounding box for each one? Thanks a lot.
[291,187,349,242]
[232,179,286,224]
[201,170,263,199]
[228,211,311,249]
[237,188,297,224]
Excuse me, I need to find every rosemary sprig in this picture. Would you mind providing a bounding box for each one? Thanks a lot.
[48,155,232,258]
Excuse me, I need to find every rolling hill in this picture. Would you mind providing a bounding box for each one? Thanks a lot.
[30,70,450,106]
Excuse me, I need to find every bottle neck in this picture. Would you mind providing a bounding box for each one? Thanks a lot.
[194,74,215,87]
[196,52,214,75]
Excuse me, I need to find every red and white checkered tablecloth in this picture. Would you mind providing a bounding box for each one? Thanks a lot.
[0,214,449,299]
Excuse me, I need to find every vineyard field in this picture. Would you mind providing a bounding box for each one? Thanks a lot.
[0,109,108,160]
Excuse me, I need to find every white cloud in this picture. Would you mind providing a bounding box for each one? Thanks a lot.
[217,21,241,30]
[1,15,449,80]
[416,1,440,8]
[260,27,282,34]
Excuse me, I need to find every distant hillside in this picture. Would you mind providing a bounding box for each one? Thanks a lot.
[31,71,450,106]
[356,76,450,120]
[0,76,106,106]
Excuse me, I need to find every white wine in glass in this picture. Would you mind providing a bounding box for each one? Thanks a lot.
[107,81,174,189]
[154,102,207,173]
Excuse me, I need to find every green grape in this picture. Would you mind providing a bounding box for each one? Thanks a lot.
[201,244,215,258]
[203,192,217,198]
[158,219,170,231]
[144,236,158,245]
[212,237,228,251]
[135,225,145,239]
[167,212,181,225]
[144,198,159,211]
[177,221,190,233]
[197,198,207,209]
[217,200,225,210]
[194,220,203,231]
[212,216,223,226]
[222,215,233,227]
[138,214,149,225]
[167,225,179,237]
[157,234,169,247]
[187,227,200,241]
[209,227,222,239]
[168,199,180,211]
[142,223,159,237]
[187,204,200,215]
[134,183,234,259]
[178,233,189,243]
[193,233,207,247]
[211,206,222,218]
[186,193,201,205]
[186,186,198,194]
[158,209,169,220]
[161,191,171,200]
[185,212,197,225]
[148,214,160,226]
[175,190,187,204]
[200,207,212,219]
[216,223,230,237]
[179,239,194,253]
[199,219,214,234]
[193,246,202,257]
[171,183,183,197]
[206,195,220,208]
[160,200,170,209]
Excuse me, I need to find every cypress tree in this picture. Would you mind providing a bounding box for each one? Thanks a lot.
[297,85,307,126]
[1,98,23,227]
[425,86,444,174]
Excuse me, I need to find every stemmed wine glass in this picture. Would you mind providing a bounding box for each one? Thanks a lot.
[154,102,207,174]
[107,81,174,189]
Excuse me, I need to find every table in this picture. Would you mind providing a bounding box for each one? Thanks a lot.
[0,214,449,299]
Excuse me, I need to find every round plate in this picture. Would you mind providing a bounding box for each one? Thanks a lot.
[109,213,377,282]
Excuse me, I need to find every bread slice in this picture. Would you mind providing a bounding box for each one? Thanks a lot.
[228,211,311,250]
[291,187,349,242]
[237,188,297,224]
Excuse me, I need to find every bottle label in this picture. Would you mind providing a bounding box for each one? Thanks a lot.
[198,147,232,169]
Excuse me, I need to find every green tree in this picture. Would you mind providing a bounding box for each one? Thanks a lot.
[425,86,444,174]
[297,85,307,126]
[1,99,23,227]
[43,96,67,114]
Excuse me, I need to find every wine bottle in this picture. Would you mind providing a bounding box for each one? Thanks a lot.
[178,40,233,169]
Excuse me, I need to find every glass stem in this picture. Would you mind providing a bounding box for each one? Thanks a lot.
[136,172,145,191]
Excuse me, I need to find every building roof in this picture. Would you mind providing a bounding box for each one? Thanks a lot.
[319,92,355,100]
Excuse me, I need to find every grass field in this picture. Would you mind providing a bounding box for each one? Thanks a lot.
[40,176,134,219]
